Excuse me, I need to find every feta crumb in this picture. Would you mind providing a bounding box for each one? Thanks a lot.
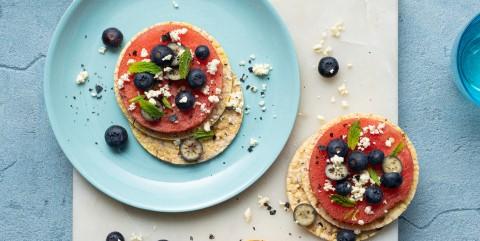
[199,102,210,114]
[250,85,258,93]
[347,63,353,69]
[257,195,269,206]
[208,95,220,103]
[75,70,89,84]
[203,122,211,132]
[215,87,222,95]
[162,54,172,61]
[258,100,265,107]
[127,59,135,65]
[163,67,173,72]
[330,22,345,38]
[178,96,188,103]
[169,28,188,42]
[341,100,349,108]
[337,83,349,96]
[261,106,267,112]
[128,103,136,111]
[172,0,179,9]
[385,137,395,147]
[358,136,371,151]
[140,48,149,58]
[249,54,256,60]
[261,84,267,91]
[317,115,325,122]
[384,209,389,213]
[330,96,336,103]
[358,220,365,225]
[322,46,332,56]
[330,155,344,165]
[145,85,171,98]
[201,85,210,95]
[252,64,272,77]
[239,60,246,66]
[130,233,143,241]
[364,206,374,215]
[354,229,361,235]
[250,138,259,147]
[98,46,107,54]
[244,208,252,223]
[117,73,130,89]
[148,98,157,105]
[206,59,220,75]
[323,180,335,192]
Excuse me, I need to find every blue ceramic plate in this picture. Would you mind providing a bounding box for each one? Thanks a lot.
[44,0,299,212]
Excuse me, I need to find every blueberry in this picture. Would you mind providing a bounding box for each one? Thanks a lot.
[102,28,123,48]
[106,231,125,241]
[195,45,210,60]
[104,125,128,149]
[368,149,385,165]
[151,45,175,66]
[326,139,348,157]
[365,185,384,204]
[175,90,195,110]
[335,181,352,196]
[347,151,368,172]
[318,56,339,78]
[133,73,155,90]
[187,68,206,88]
[336,229,356,241]
[381,172,403,188]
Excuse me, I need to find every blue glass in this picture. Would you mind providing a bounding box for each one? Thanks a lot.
[452,14,480,105]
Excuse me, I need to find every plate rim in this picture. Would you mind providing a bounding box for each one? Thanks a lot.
[44,0,300,212]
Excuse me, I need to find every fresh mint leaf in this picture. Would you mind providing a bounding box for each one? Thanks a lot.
[129,95,163,119]
[193,129,215,141]
[330,194,356,208]
[178,48,192,79]
[161,96,172,109]
[128,62,162,75]
[390,142,405,157]
[347,120,361,150]
[368,167,381,186]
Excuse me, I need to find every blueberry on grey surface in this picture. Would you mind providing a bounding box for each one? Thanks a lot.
[365,185,383,204]
[336,229,356,241]
[335,181,352,196]
[133,73,155,90]
[318,56,339,78]
[187,68,206,88]
[195,45,210,60]
[102,28,123,48]
[104,125,128,148]
[151,45,175,66]
[347,151,368,172]
[175,90,195,110]
[326,138,348,157]
[106,231,125,241]
[381,172,403,188]
[368,149,385,165]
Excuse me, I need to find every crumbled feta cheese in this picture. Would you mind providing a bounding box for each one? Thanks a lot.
[239,60,246,66]
[163,67,173,72]
[363,123,385,135]
[178,96,188,103]
[384,209,388,213]
[169,28,188,42]
[199,102,210,114]
[128,103,136,111]
[208,95,220,103]
[257,195,269,206]
[337,83,349,96]
[172,0,179,9]
[215,87,222,95]
[75,70,89,84]
[330,22,345,38]
[385,137,395,147]
[226,91,243,114]
[250,85,258,93]
[249,54,256,60]
[358,220,365,225]
[358,136,371,151]
[364,206,374,215]
[203,122,211,132]
[330,155,344,165]
[347,63,353,69]
[354,229,361,235]
[98,46,107,54]
[145,85,171,98]
[127,59,135,65]
[206,59,220,75]
[162,54,172,61]
[201,85,210,95]
[330,96,336,103]
[322,46,332,56]
[140,48,149,58]
[261,106,267,112]
[130,233,143,241]
[252,64,272,77]
[323,180,335,192]
[317,115,325,122]
[341,100,349,108]
[258,100,265,107]
[117,73,130,89]
[244,208,252,223]
[261,84,267,91]
[154,72,163,81]
[148,98,157,105]
[250,138,259,147]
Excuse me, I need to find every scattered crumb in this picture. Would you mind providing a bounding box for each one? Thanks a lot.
[337,83,349,96]
[341,100,349,108]
[244,207,252,223]
[75,70,88,84]
[330,22,345,38]
[249,54,256,60]
[330,96,336,103]
[130,233,143,241]
[347,63,353,69]
[98,46,107,54]
[239,60,246,66]
[257,195,270,207]
[317,115,325,122]
[172,0,179,9]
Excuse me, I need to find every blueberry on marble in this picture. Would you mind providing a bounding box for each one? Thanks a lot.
[106,231,125,241]
[318,56,339,78]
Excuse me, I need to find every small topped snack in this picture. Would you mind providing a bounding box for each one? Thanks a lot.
[113,22,243,165]
[286,113,419,241]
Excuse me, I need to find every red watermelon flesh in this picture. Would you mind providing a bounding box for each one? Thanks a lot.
[308,117,414,225]
[116,23,223,134]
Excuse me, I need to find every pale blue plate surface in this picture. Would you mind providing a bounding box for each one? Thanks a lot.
[44,0,299,212]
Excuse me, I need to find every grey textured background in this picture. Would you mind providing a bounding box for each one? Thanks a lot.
[1,0,479,240]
